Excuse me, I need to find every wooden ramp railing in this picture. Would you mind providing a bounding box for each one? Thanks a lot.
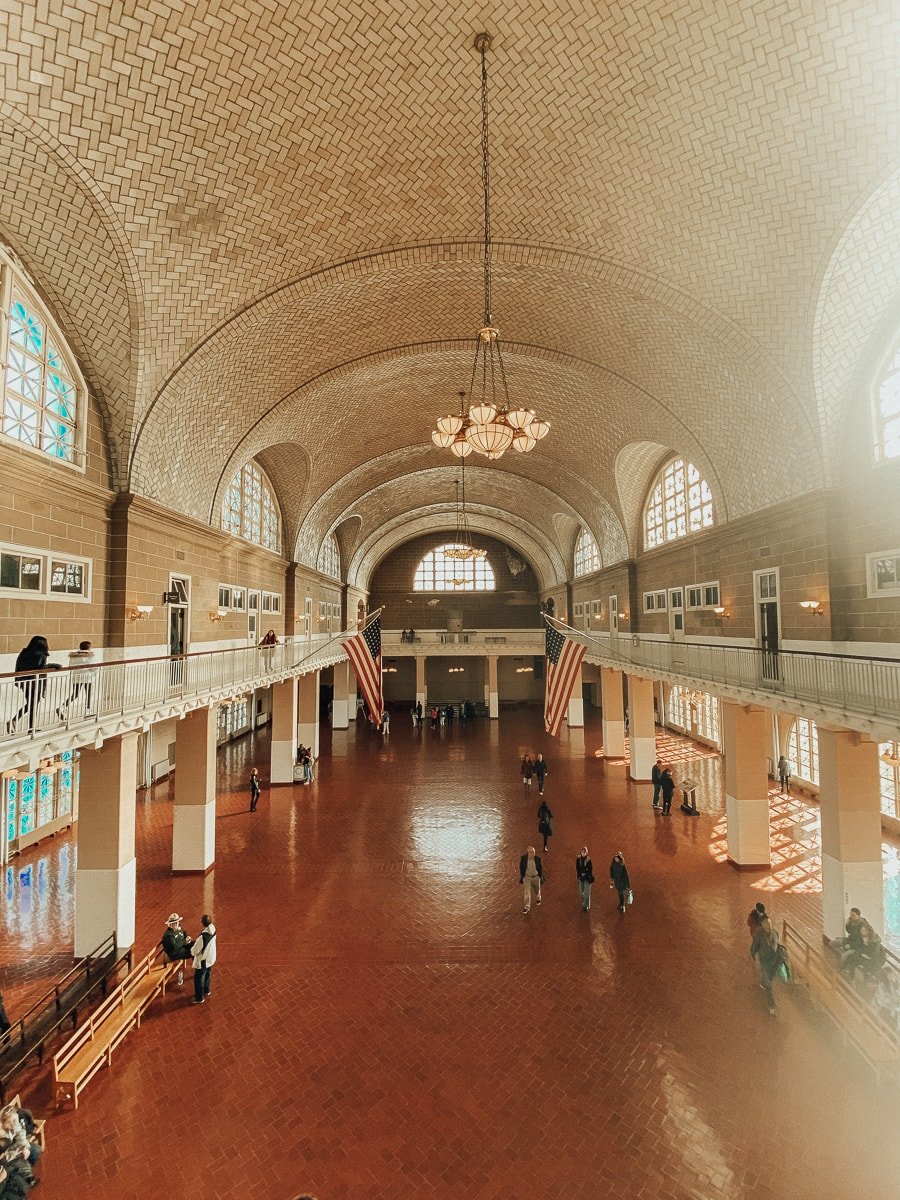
[782,920,900,1082]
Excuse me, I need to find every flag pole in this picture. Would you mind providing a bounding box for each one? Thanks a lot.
[542,611,627,657]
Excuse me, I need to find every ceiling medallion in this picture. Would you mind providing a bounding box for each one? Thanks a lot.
[431,32,550,461]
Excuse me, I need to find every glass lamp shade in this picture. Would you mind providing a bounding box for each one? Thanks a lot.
[511,430,536,453]
[527,418,550,440]
[505,407,535,430]
[450,436,473,458]
[485,447,506,460]
[468,402,497,426]
[436,413,464,436]
[432,430,456,449]
[466,421,514,455]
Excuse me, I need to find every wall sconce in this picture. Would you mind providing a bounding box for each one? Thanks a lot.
[713,606,730,621]
[209,608,228,623]
[448,666,465,674]
[618,612,629,625]
[515,666,534,674]
[799,600,825,616]
[382,666,398,674]
[127,605,154,621]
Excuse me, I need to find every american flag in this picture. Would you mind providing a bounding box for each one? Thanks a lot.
[544,622,587,737]
[342,616,383,724]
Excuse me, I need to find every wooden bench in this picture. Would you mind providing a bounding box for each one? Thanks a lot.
[782,920,900,1082]
[52,948,175,1109]
[6,1094,46,1150]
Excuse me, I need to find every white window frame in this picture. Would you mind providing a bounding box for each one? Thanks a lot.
[686,581,720,609]
[872,337,900,464]
[865,549,900,598]
[0,540,92,602]
[573,527,601,578]
[686,585,703,609]
[643,457,715,550]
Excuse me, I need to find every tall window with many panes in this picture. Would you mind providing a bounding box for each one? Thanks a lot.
[787,718,819,786]
[573,527,601,577]
[221,461,281,552]
[414,545,495,592]
[644,457,714,549]
[318,532,341,580]
[879,742,900,820]
[1,248,84,465]
[874,341,900,463]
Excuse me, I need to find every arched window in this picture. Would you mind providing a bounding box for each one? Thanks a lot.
[318,532,341,580]
[1,248,84,465]
[573,527,601,577]
[874,342,900,462]
[413,545,495,592]
[221,461,280,552]
[879,741,900,820]
[644,457,714,549]
[787,718,819,785]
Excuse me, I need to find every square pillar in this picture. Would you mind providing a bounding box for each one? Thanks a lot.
[818,729,884,939]
[600,667,625,758]
[567,664,585,728]
[332,659,350,729]
[627,674,656,781]
[721,702,771,868]
[172,706,217,873]
[74,732,139,956]
[298,670,320,759]
[487,655,499,719]
[271,678,298,784]
[415,655,426,710]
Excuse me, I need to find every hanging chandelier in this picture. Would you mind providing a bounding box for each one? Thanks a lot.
[431,32,550,461]
[446,456,487,562]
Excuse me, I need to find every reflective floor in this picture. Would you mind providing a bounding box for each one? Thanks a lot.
[3,710,900,1200]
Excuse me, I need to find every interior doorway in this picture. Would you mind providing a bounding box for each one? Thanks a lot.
[754,569,780,680]
[668,588,684,641]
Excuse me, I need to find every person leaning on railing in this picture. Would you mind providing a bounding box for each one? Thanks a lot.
[6,636,62,735]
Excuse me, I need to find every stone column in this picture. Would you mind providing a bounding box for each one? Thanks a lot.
[818,729,884,939]
[74,732,138,955]
[600,667,625,758]
[172,706,217,874]
[487,654,499,719]
[721,702,770,868]
[332,658,350,729]
[270,678,298,784]
[298,670,320,759]
[567,664,585,728]
[415,655,426,712]
[627,674,655,781]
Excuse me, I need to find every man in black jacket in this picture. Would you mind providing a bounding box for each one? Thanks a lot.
[651,759,663,808]
[519,846,545,913]
[660,766,675,815]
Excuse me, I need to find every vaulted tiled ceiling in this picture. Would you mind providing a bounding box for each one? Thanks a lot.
[2,1,898,585]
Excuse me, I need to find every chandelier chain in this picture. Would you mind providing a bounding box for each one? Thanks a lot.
[480,42,492,326]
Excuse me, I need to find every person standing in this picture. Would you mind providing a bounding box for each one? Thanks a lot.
[777,755,792,794]
[659,765,675,815]
[410,705,418,728]
[533,753,549,796]
[537,798,554,853]
[575,846,594,911]
[249,767,261,812]
[7,636,62,734]
[57,639,96,719]
[750,914,780,1014]
[160,913,194,986]
[609,852,631,912]
[518,846,545,914]
[380,710,390,735]
[191,914,217,1005]
[651,758,663,809]
[521,754,534,788]
[415,700,423,726]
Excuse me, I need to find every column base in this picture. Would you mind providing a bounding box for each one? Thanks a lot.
[172,801,216,873]
[822,853,885,940]
[298,720,319,758]
[489,692,499,719]
[602,719,626,758]
[725,791,771,868]
[628,735,656,781]
[74,857,136,956]
[271,737,296,784]
[567,698,584,729]
[331,699,349,729]
[726,858,770,871]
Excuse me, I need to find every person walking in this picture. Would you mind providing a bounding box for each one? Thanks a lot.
[537,798,554,853]
[609,852,631,912]
[521,754,534,789]
[191,914,217,1005]
[518,846,545,914]
[7,636,62,734]
[249,767,261,812]
[57,639,96,719]
[410,705,418,728]
[750,914,780,1014]
[160,913,194,986]
[747,901,767,940]
[575,846,594,911]
[533,753,549,796]
[415,701,423,726]
[651,758,663,809]
[777,754,792,794]
[659,765,675,815]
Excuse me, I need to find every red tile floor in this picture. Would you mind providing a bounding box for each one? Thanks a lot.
[2,710,899,1200]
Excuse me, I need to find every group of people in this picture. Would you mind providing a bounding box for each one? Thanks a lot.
[0,1101,41,1194]
[399,629,417,643]
[6,636,96,735]
[159,912,218,1005]
[837,907,887,981]
[409,702,473,729]
[520,753,548,795]
[747,902,791,1015]
[650,759,677,814]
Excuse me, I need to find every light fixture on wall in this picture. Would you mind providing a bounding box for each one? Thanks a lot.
[515,665,534,674]
[127,604,154,621]
[209,608,228,623]
[713,606,730,621]
[799,600,825,616]
[430,33,550,461]
[382,665,398,674]
[448,666,465,674]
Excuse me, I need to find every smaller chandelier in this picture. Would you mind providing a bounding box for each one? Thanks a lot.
[444,462,486,562]
[431,34,549,461]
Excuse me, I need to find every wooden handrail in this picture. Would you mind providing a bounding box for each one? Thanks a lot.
[8,932,118,1034]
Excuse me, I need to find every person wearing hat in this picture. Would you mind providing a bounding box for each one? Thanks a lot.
[160,913,194,986]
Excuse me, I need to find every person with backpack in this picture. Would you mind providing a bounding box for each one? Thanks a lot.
[747,901,768,939]
[191,914,217,1005]
[537,799,554,853]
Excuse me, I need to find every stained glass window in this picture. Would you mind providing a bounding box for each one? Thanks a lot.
[318,532,341,580]
[787,718,819,785]
[573,528,601,578]
[413,546,495,591]
[2,251,82,464]
[644,458,714,549]
[6,778,17,847]
[220,461,281,552]
[875,344,900,462]
[19,773,36,837]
